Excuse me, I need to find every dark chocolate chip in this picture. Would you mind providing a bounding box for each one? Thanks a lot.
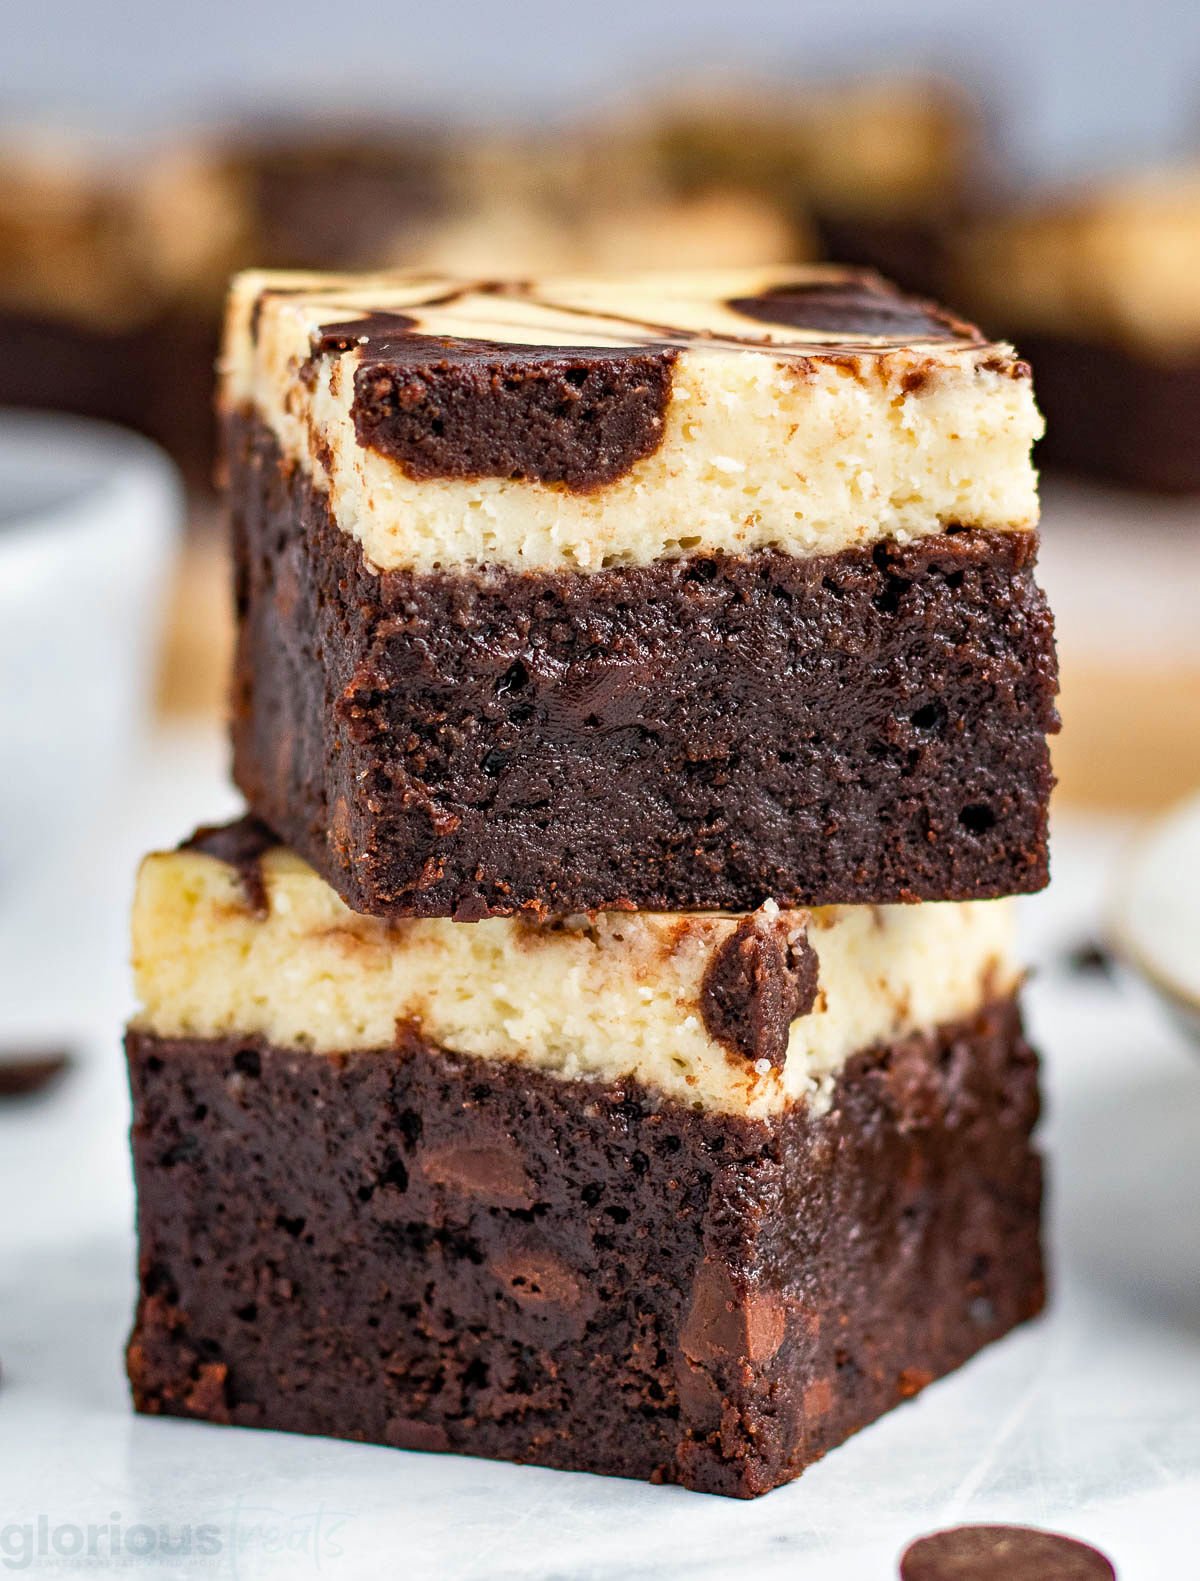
[490,1249,583,1308]
[418,1143,534,1208]
[1062,940,1116,980]
[700,914,820,1068]
[900,1524,1117,1580]
[680,1260,787,1365]
[0,1050,72,1098]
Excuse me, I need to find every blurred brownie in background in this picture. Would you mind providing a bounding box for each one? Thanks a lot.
[801,78,985,301]
[641,74,985,298]
[199,116,800,278]
[0,136,241,486]
[196,120,462,272]
[416,132,802,275]
[0,115,801,491]
[0,78,984,492]
[951,170,1200,492]
[0,140,162,434]
[0,76,990,497]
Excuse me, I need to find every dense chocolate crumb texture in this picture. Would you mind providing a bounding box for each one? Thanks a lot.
[228,415,1057,919]
[125,992,1044,1497]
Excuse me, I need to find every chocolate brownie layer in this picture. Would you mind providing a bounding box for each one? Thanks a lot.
[126,995,1043,1497]
[340,322,679,491]
[229,416,1057,919]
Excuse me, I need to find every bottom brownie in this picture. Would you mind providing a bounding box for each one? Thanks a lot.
[126,998,1043,1498]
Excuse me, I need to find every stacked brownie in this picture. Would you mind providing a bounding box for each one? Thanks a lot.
[125,266,1058,1496]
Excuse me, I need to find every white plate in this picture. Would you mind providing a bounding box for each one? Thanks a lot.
[1112,794,1200,1045]
[0,410,180,894]
[0,412,180,1055]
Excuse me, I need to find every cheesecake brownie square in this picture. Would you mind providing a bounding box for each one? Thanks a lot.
[952,170,1200,492]
[125,820,1044,1498]
[223,266,1057,920]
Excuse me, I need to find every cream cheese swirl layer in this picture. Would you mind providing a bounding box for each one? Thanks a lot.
[133,839,1018,1118]
[222,265,1042,575]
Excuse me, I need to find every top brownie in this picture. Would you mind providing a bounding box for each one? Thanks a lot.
[222,266,1056,920]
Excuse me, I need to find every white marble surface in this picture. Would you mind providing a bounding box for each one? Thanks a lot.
[2,726,1199,1579]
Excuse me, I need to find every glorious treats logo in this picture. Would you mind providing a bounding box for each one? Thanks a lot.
[0,1503,353,1573]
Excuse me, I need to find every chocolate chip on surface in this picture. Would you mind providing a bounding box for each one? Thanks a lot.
[899,1524,1117,1581]
[0,1050,73,1098]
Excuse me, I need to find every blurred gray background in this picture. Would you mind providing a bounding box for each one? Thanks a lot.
[5,0,1198,179]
